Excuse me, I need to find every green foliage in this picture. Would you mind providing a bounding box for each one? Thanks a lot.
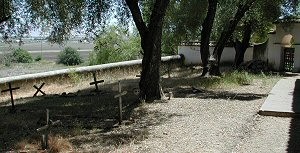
[0,53,13,67]
[68,69,83,84]
[223,71,253,85]
[12,48,33,63]
[58,47,83,66]
[89,26,141,65]
[162,0,207,55]
[35,55,42,61]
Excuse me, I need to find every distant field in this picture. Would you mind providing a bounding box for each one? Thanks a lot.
[0,41,94,61]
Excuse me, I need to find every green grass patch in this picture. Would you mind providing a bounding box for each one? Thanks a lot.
[164,70,281,90]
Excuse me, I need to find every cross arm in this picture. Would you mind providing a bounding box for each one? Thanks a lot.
[114,91,127,98]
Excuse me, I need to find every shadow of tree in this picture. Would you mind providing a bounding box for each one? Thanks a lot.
[172,86,267,101]
[0,78,182,151]
[0,80,141,151]
[69,106,184,149]
[162,76,267,101]
[287,79,300,153]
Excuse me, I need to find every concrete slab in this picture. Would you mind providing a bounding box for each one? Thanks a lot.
[259,74,300,117]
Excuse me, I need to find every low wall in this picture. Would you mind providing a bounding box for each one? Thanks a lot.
[0,55,183,85]
[178,45,253,65]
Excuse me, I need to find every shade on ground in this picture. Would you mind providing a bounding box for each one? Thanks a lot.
[259,74,300,117]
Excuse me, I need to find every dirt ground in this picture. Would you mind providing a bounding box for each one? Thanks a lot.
[0,66,291,152]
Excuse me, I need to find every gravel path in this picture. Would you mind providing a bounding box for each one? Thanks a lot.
[109,79,299,153]
[127,98,264,153]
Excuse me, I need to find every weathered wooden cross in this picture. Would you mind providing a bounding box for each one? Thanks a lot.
[114,81,127,125]
[33,83,46,97]
[1,82,20,112]
[36,109,61,150]
[133,74,141,96]
[89,72,104,92]
[168,92,172,100]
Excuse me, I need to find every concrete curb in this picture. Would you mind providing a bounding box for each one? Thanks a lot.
[0,55,183,84]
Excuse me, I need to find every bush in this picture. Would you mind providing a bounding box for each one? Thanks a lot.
[0,53,13,66]
[35,55,42,61]
[89,26,141,65]
[58,47,83,66]
[12,48,33,63]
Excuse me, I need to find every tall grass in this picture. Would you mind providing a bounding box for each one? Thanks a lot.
[185,70,280,89]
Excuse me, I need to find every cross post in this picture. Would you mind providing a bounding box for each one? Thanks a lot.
[37,109,61,150]
[1,82,20,112]
[89,72,104,92]
[114,81,127,125]
[33,83,46,97]
[168,92,172,100]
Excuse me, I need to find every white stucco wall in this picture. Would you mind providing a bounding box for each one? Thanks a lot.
[178,45,253,65]
[267,22,300,72]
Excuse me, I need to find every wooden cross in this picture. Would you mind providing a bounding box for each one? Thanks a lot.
[114,81,127,125]
[33,83,46,97]
[89,72,104,92]
[168,92,172,100]
[1,82,20,112]
[37,109,61,150]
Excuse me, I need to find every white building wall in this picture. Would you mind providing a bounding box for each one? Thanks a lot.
[267,23,300,72]
[178,45,253,65]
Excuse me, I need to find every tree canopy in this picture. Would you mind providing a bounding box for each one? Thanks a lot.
[1,0,298,99]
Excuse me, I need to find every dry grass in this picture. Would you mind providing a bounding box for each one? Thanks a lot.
[14,135,73,153]
[48,135,74,153]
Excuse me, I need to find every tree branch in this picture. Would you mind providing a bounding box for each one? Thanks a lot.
[148,0,170,32]
[125,0,147,39]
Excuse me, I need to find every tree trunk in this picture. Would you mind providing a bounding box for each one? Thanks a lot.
[209,0,257,76]
[0,0,10,24]
[200,0,218,77]
[0,15,10,24]
[234,21,252,68]
[126,0,170,102]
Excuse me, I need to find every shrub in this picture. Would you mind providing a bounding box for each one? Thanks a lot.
[12,48,33,63]
[89,26,141,65]
[58,47,83,66]
[35,55,42,61]
[0,53,13,66]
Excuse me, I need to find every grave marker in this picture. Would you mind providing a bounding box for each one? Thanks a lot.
[33,83,46,97]
[114,81,127,125]
[89,72,104,92]
[37,109,61,150]
[168,92,172,100]
[134,74,141,95]
[1,82,20,112]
